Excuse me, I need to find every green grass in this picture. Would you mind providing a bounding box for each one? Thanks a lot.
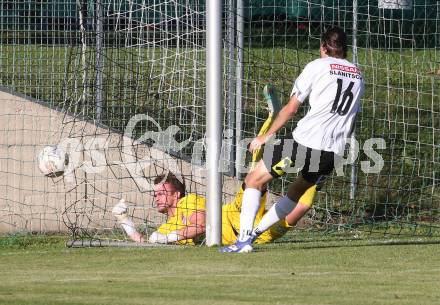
[0,236,439,305]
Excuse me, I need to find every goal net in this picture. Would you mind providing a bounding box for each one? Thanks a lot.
[0,0,439,244]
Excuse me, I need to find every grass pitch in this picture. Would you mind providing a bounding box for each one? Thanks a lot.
[0,236,439,305]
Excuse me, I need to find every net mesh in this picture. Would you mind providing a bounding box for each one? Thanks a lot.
[0,0,439,243]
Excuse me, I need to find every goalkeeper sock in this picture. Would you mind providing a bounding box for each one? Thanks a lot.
[239,188,261,241]
[254,196,297,234]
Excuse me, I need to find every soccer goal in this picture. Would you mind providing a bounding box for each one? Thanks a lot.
[0,0,439,245]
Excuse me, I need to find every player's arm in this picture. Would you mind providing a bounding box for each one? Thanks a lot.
[129,231,145,243]
[149,210,206,244]
[112,199,146,243]
[175,210,206,240]
[249,95,302,152]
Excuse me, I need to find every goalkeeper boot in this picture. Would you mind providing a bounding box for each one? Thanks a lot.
[263,84,282,115]
[219,232,257,253]
[112,199,128,222]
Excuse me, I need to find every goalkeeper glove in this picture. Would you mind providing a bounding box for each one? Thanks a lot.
[112,199,128,222]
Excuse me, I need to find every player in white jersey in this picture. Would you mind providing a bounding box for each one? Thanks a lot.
[220,26,365,253]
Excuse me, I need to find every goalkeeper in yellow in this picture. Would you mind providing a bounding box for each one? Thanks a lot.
[112,85,318,245]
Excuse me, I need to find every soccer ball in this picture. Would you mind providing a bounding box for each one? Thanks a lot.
[37,146,68,177]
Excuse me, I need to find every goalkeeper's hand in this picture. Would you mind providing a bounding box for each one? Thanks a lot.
[148,231,179,244]
[248,134,272,153]
[112,199,128,222]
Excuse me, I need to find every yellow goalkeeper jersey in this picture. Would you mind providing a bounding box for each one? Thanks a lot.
[156,194,206,245]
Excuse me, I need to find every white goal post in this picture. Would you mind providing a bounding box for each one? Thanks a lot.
[206,0,223,246]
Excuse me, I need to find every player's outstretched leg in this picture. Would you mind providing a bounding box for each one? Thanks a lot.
[220,84,281,253]
[251,84,282,166]
[263,84,282,115]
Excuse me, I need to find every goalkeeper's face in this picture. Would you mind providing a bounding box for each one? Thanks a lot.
[153,182,180,214]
